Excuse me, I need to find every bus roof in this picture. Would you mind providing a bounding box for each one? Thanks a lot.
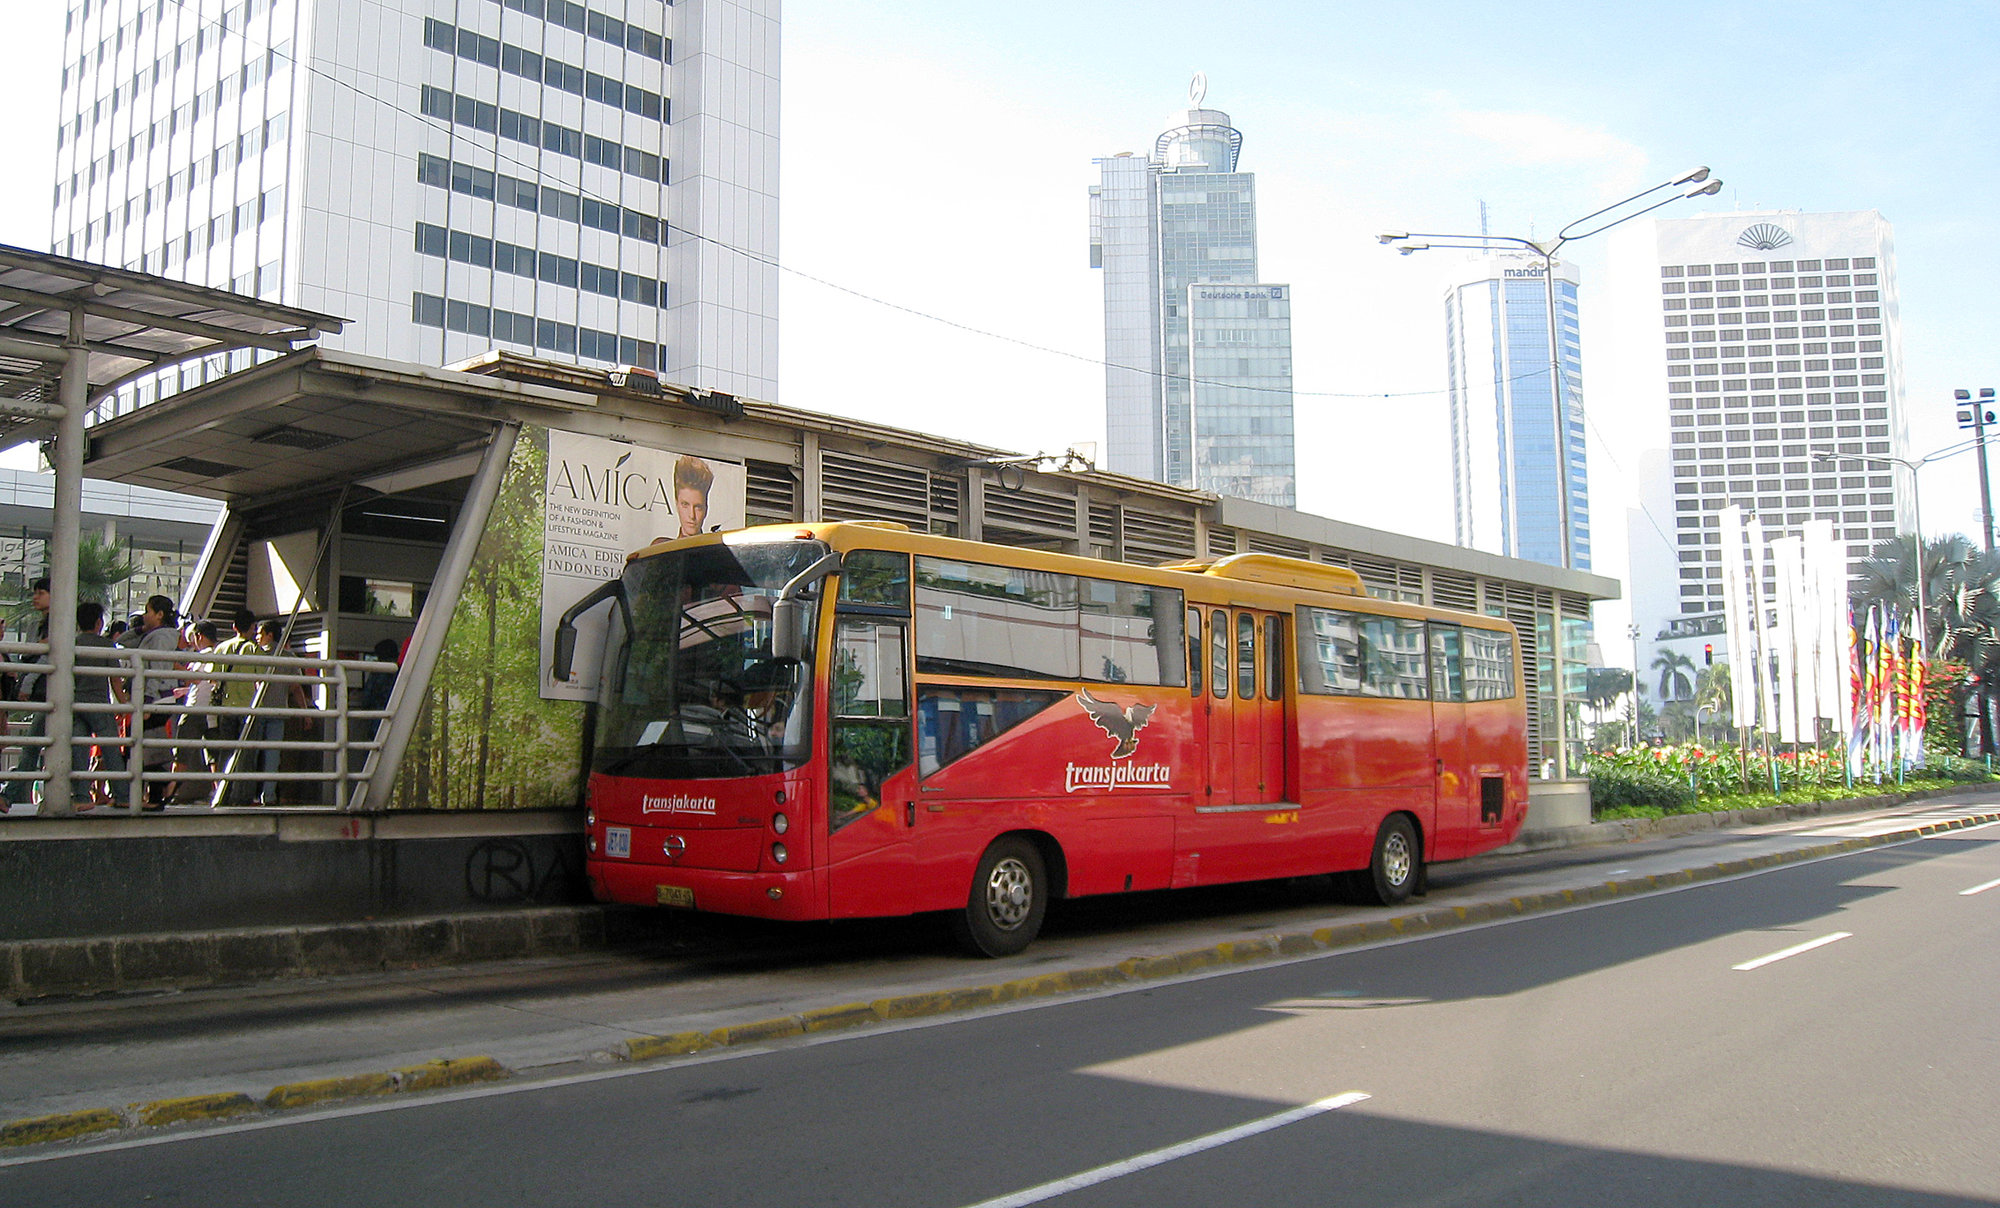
[627,523,1507,628]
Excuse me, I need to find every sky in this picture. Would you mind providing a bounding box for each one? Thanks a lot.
[3,0,1998,660]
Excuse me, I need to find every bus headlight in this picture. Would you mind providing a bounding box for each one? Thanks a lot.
[771,842,788,865]
[772,812,789,835]
[587,833,598,853]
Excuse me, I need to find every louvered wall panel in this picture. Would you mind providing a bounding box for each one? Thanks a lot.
[981,482,1077,540]
[1430,571,1477,612]
[1122,509,1197,565]
[1087,502,1119,546]
[744,459,798,525]
[1206,527,1237,556]
[1242,531,1309,558]
[929,474,962,534]
[820,451,933,529]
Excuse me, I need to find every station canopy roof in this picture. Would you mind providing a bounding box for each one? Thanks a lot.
[0,243,344,452]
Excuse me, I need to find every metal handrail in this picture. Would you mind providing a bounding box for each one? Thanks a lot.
[2,639,401,815]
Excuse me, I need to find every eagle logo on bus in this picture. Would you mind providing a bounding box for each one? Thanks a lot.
[1069,691,1170,793]
[1077,690,1157,759]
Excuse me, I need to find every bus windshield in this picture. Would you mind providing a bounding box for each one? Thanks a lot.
[593,539,829,779]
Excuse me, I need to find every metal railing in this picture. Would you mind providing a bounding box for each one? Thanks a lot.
[0,640,395,815]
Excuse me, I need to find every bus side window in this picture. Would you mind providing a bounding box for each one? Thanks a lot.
[1187,607,1203,697]
[1264,615,1283,700]
[1431,624,1465,702]
[1210,609,1229,698]
[1236,612,1256,699]
[830,619,912,832]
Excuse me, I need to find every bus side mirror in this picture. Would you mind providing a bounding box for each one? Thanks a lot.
[771,551,842,664]
[553,623,578,682]
[772,598,804,663]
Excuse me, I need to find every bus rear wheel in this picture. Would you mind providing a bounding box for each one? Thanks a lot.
[951,837,1047,957]
[1362,815,1421,906]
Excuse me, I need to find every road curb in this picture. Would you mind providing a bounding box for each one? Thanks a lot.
[1,1056,513,1151]
[607,810,2000,1068]
[6,809,1994,1152]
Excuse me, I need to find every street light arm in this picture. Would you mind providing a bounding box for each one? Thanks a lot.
[1384,232,1543,254]
[1560,181,1725,245]
[1552,167,1714,243]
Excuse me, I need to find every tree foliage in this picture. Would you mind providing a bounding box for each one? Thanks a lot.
[390,430,586,810]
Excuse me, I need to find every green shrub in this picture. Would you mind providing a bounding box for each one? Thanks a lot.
[1589,765,1694,814]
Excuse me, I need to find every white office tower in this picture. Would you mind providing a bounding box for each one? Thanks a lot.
[1089,96,1295,508]
[49,0,777,409]
[1444,250,1589,570]
[1619,210,1908,669]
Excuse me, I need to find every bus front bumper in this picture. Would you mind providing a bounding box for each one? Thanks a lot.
[588,858,822,921]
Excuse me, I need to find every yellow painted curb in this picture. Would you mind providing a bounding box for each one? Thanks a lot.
[265,1072,397,1110]
[134,1092,257,1128]
[624,1029,714,1062]
[712,1016,805,1047]
[0,1107,125,1148]
[800,1002,881,1033]
[394,1056,510,1093]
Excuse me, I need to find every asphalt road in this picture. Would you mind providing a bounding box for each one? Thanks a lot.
[5,821,1996,1206]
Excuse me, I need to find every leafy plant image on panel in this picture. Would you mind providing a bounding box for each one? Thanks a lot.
[392,427,586,810]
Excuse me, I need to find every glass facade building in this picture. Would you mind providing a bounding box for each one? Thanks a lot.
[1090,107,1295,508]
[1444,252,1590,571]
[49,0,777,415]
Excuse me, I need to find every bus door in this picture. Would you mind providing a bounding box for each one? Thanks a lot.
[824,556,918,918]
[1428,623,1472,861]
[1231,610,1287,804]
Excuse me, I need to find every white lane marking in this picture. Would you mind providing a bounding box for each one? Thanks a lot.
[1733,931,1852,971]
[1960,875,2000,897]
[960,1091,1369,1208]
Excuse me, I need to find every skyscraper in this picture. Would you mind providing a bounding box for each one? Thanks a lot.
[1444,250,1590,570]
[1089,95,1295,508]
[1623,210,1907,671]
[49,0,777,410]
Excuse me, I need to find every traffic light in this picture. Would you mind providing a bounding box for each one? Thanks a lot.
[1703,643,1713,666]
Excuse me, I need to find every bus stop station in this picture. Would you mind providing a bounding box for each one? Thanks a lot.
[0,245,1617,980]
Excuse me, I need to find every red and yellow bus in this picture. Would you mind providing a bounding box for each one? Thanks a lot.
[555,522,1527,955]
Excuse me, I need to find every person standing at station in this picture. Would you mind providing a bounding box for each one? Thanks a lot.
[173,620,221,800]
[3,577,52,811]
[71,601,127,809]
[252,619,311,806]
[209,610,260,804]
[130,596,182,808]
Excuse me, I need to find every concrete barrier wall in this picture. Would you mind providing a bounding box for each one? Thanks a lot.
[0,811,584,941]
[1525,778,1593,832]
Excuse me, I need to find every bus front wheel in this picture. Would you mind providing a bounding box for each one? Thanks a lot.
[1362,815,1422,906]
[951,837,1047,957]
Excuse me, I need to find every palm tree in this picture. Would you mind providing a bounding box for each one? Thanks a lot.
[1583,666,1632,722]
[7,535,139,634]
[1651,648,1698,703]
[1695,663,1733,740]
[1853,533,2000,753]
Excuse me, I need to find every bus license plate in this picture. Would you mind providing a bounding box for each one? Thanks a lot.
[604,827,631,859]
[656,884,695,908]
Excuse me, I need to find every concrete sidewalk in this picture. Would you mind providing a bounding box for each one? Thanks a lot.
[3,789,1997,1150]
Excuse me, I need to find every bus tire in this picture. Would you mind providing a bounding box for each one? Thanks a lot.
[951,837,1047,957]
[1363,815,1421,906]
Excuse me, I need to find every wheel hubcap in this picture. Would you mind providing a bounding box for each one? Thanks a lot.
[985,857,1033,930]
[1383,833,1412,886]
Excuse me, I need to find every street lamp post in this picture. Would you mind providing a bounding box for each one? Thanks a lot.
[1627,622,1643,748]
[1953,387,1997,553]
[1810,448,1929,644]
[1379,168,1723,572]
